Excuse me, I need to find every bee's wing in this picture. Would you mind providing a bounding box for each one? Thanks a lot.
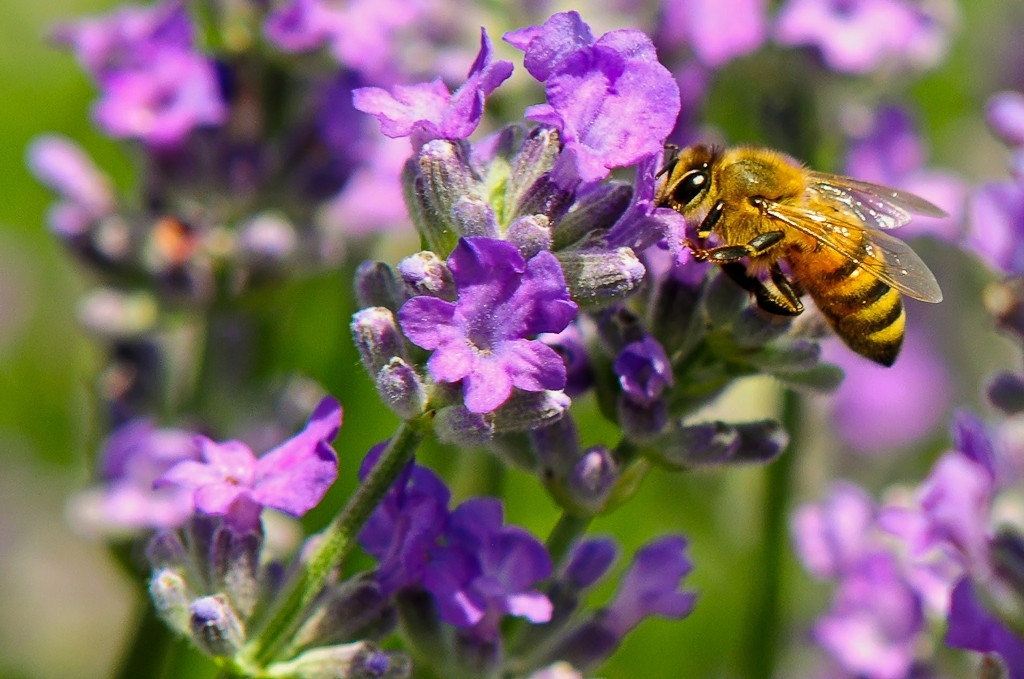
[764,201,944,303]
[806,171,947,230]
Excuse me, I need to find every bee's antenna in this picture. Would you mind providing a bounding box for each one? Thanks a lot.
[656,143,680,178]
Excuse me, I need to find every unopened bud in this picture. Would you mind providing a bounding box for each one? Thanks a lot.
[492,390,570,434]
[150,569,191,636]
[264,642,412,679]
[556,248,646,309]
[189,594,245,657]
[352,307,408,379]
[554,183,632,250]
[507,214,553,259]
[451,196,499,239]
[651,419,788,470]
[414,139,481,256]
[505,126,563,216]
[354,261,406,312]
[376,358,428,420]
[398,251,455,300]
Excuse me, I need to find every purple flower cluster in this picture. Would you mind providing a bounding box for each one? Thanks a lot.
[774,0,954,73]
[359,440,695,672]
[54,0,226,147]
[359,443,553,641]
[966,90,1024,276]
[793,413,1024,677]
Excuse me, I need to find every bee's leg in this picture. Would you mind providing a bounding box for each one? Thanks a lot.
[692,229,785,263]
[767,262,804,315]
[719,262,803,317]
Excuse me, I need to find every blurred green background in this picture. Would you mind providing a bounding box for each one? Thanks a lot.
[2,1,1023,678]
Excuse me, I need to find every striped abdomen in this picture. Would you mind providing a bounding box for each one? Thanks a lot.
[787,234,905,366]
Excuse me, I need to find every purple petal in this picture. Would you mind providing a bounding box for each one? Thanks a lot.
[946,577,1024,676]
[398,296,458,349]
[200,439,258,484]
[499,339,568,393]
[193,482,248,515]
[966,180,1024,275]
[462,357,515,413]
[504,11,595,82]
[26,135,113,213]
[426,339,477,383]
[156,459,229,490]
[506,590,554,623]
[917,450,993,565]
[607,536,696,635]
[252,397,341,517]
[661,0,768,67]
[353,80,450,139]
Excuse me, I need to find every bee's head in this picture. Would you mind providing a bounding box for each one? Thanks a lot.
[655,144,718,212]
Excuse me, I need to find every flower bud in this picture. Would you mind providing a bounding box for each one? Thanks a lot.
[492,390,571,434]
[507,214,553,259]
[209,522,263,620]
[556,248,646,309]
[189,594,246,657]
[988,372,1024,415]
[398,251,455,300]
[554,182,632,250]
[354,261,406,312]
[651,419,788,469]
[414,139,482,256]
[566,447,619,514]
[451,196,499,239]
[376,358,428,420]
[505,126,563,215]
[76,288,158,339]
[264,642,412,679]
[150,569,191,636]
[351,307,408,379]
[434,405,495,447]
[618,397,668,443]
[513,175,575,224]
[292,577,396,650]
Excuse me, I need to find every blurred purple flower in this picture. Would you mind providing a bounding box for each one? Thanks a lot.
[54,0,226,147]
[158,397,341,526]
[821,328,950,454]
[68,418,200,534]
[26,134,115,237]
[353,28,513,149]
[965,179,1024,275]
[792,481,877,579]
[774,0,952,74]
[843,106,965,240]
[423,498,553,640]
[264,0,431,81]
[539,323,593,398]
[563,538,617,589]
[604,536,696,636]
[614,335,673,405]
[946,578,1024,679]
[319,136,410,236]
[813,552,924,679]
[504,11,681,183]
[659,0,768,68]
[398,237,578,413]
[987,91,1024,148]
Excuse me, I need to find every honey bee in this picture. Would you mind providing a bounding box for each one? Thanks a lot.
[656,145,944,366]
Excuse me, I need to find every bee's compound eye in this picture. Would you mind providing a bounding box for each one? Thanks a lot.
[671,169,709,206]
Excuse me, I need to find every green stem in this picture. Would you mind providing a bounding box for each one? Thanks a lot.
[545,512,592,568]
[241,418,428,667]
[740,390,800,679]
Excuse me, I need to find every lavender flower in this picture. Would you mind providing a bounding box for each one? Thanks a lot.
[658,0,769,68]
[614,335,673,405]
[423,498,553,640]
[504,11,681,183]
[67,418,200,535]
[987,91,1024,148]
[604,536,696,637]
[946,578,1024,679]
[54,0,226,147]
[843,106,965,240]
[774,0,954,74]
[966,180,1024,275]
[353,28,513,150]
[398,237,578,413]
[158,397,341,528]
[26,135,114,237]
[821,329,951,454]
